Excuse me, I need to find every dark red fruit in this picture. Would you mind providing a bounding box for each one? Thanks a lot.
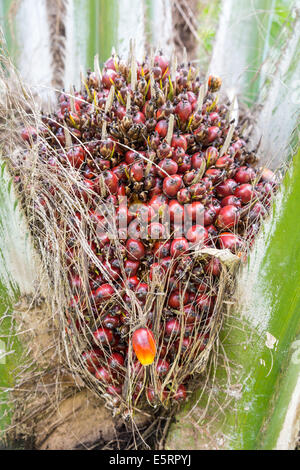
[163,174,183,198]
[234,184,254,204]
[187,225,208,245]
[175,100,192,122]
[173,384,187,401]
[156,359,170,376]
[216,179,237,198]
[126,239,145,261]
[216,205,240,229]
[93,327,114,346]
[168,290,189,308]
[235,166,256,184]
[165,318,181,337]
[218,232,243,252]
[108,352,125,369]
[158,158,178,177]
[67,146,85,168]
[170,238,189,257]
[95,284,115,303]
[95,366,113,383]
[102,314,120,329]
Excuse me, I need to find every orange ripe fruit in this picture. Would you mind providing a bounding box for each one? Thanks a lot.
[132,328,156,366]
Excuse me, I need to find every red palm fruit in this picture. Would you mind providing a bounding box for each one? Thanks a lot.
[154,54,169,74]
[157,142,172,159]
[21,126,38,142]
[191,152,205,170]
[69,274,82,290]
[175,100,192,122]
[178,154,192,174]
[149,177,164,197]
[248,202,267,221]
[235,166,256,183]
[170,238,189,257]
[172,147,185,164]
[218,232,243,252]
[234,184,254,204]
[215,154,234,169]
[173,384,187,401]
[149,194,168,213]
[132,328,156,366]
[136,283,149,301]
[95,284,115,303]
[82,349,103,373]
[260,167,276,184]
[95,366,113,384]
[209,112,220,123]
[186,201,205,222]
[165,318,181,337]
[102,314,120,329]
[206,126,221,143]
[160,256,174,273]
[205,168,223,183]
[156,359,170,377]
[116,105,126,120]
[130,161,144,182]
[187,225,208,245]
[158,158,178,177]
[108,352,125,369]
[163,174,183,198]
[67,146,85,168]
[216,178,237,197]
[106,384,123,396]
[102,170,119,194]
[168,290,189,308]
[126,239,145,260]
[204,257,221,277]
[149,263,165,281]
[152,65,162,80]
[148,222,166,239]
[125,219,142,240]
[216,205,240,229]
[93,327,114,346]
[221,195,242,207]
[190,181,206,199]
[125,150,140,164]
[205,146,219,166]
[155,119,168,138]
[171,134,188,151]
[175,336,193,353]
[124,259,140,277]
[206,224,218,238]
[196,294,214,313]
[169,200,184,225]
[203,207,216,226]
[112,163,129,182]
[133,111,146,124]
[183,304,197,323]
[177,187,191,204]
[102,261,120,281]
[124,276,140,290]
[117,205,132,228]
[102,68,118,88]
[183,169,197,186]
[153,240,171,258]
[146,386,168,403]
[131,202,155,222]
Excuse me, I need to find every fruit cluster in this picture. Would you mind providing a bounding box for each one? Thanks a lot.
[19,52,278,409]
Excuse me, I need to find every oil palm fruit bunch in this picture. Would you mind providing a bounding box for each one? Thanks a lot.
[18,51,278,413]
